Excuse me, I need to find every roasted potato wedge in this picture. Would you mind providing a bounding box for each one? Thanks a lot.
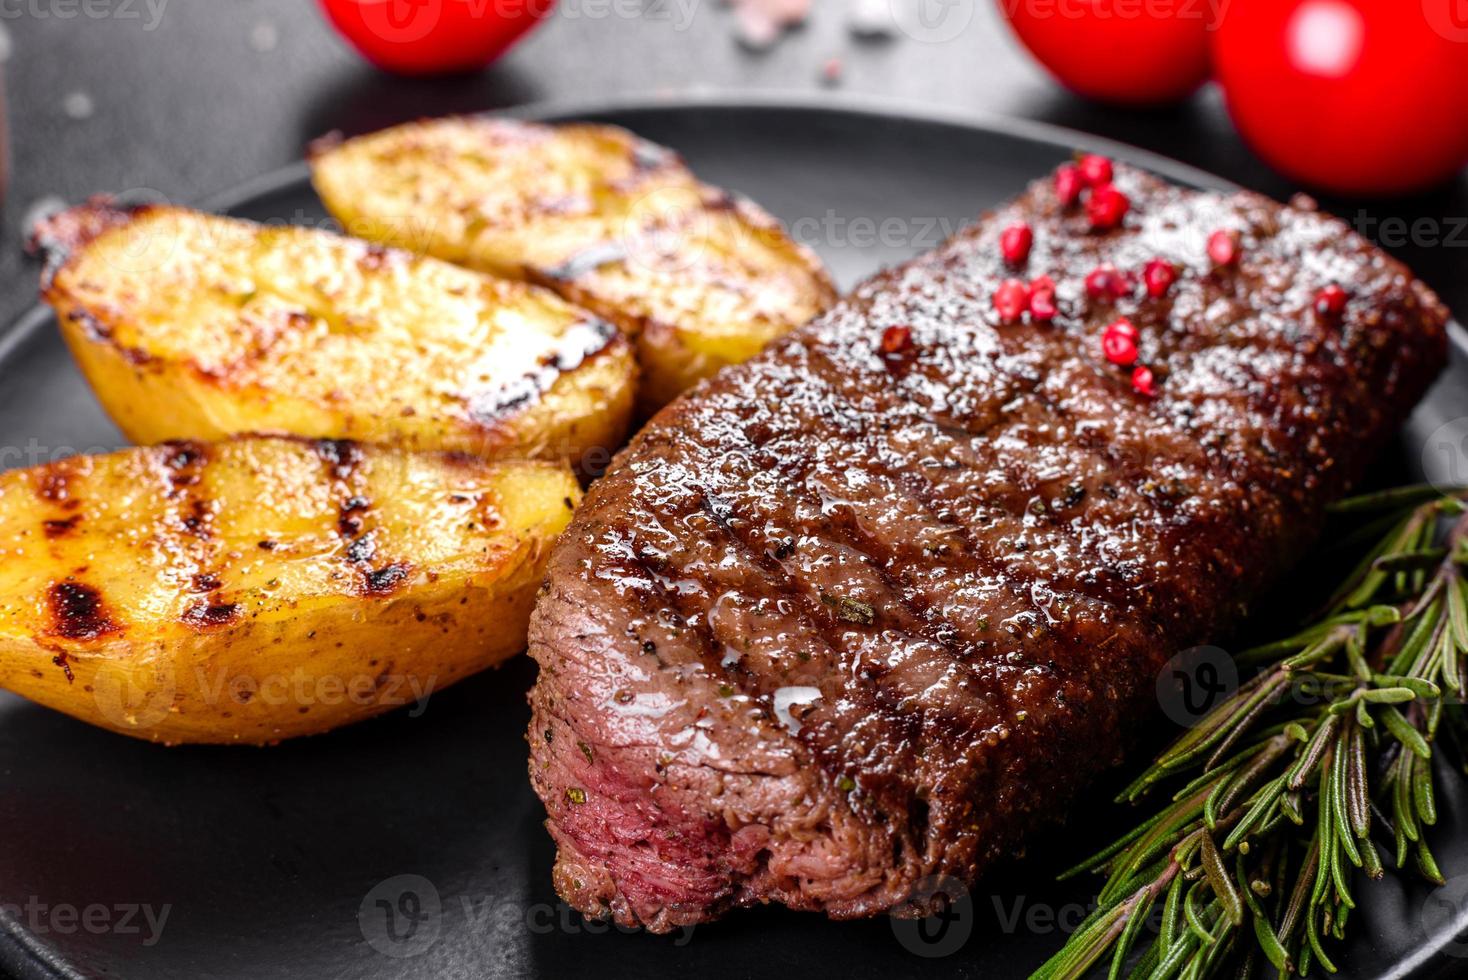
[0,436,579,744]
[309,117,837,412]
[35,202,636,469]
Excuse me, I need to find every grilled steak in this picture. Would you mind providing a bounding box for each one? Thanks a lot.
[527,163,1449,932]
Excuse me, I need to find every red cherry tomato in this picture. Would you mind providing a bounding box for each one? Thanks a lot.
[995,0,1212,106]
[1213,0,1468,195]
[317,0,555,76]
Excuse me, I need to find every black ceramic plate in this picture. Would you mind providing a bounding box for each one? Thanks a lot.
[2,96,1468,980]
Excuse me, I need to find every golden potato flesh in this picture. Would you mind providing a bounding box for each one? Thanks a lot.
[35,203,637,470]
[0,436,580,744]
[309,117,837,413]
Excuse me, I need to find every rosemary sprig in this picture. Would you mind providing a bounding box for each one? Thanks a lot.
[1033,486,1468,980]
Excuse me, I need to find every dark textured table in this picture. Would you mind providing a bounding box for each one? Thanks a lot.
[2,6,1468,980]
[3,0,1467,333]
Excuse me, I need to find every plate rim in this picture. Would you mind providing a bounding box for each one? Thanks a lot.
[1,92,1464,980]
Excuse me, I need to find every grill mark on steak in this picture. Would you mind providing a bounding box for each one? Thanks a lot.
[603,514,745,688]
[795,343,1153,617]
[697,389,1033,658]
[641,492,863,718]
[587,352,1180,909]
[972,192,1365,511]
[691,489,900,723]
[760,344,1182,643]
[974,366,1264,617]
[690,407,1050,761]
[695,480,1013,760]
[794,275,1264,549]
[529,164,1451,932]
[873,262,1276,481]
[649,396,1102,869]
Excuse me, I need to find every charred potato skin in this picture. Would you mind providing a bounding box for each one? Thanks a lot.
[0,437,579,744]
[308,118,837,414]
[34,201,637,470]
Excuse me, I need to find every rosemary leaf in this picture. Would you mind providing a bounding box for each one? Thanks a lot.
[1277,837,1318,944]
[1416,839,1446,887]
[1208,736,1293,831]
[1160,869,1186,954]
[1328,735,1362,871]
[1360,837,1384,880]
[1381,706,1432,759]
[1125,942,1162,980]
[1150,673,1285,778]
[1431,611,1462,696]
[1286,715,1340,790]
[1181,882,1215,945]
[1222,780,1285,852]
[1326,483,1455,514]
[1251,913,1290,974]
[1387,598,1443,676]
[1034,487,1468,980]
[1304,902,1337,975]
[1146,930,1199,980]
[1371,674,1439,698]
[1345,722,1370,838]
[1034,900,1133,980]
[1413,752,1438,826]
[1329,513,1421,612]
[1199,834,1243,927]
[1361,687,1419,704]
[1108,888,1159,980]
[1373,548,1448,574]
[1449,573,1468,654]
[1356,698,1375,730]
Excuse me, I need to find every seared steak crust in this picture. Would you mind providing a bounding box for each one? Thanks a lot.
[527,165,1449,932]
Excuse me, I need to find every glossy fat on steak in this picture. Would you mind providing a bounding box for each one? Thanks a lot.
[527,164,1449,932]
